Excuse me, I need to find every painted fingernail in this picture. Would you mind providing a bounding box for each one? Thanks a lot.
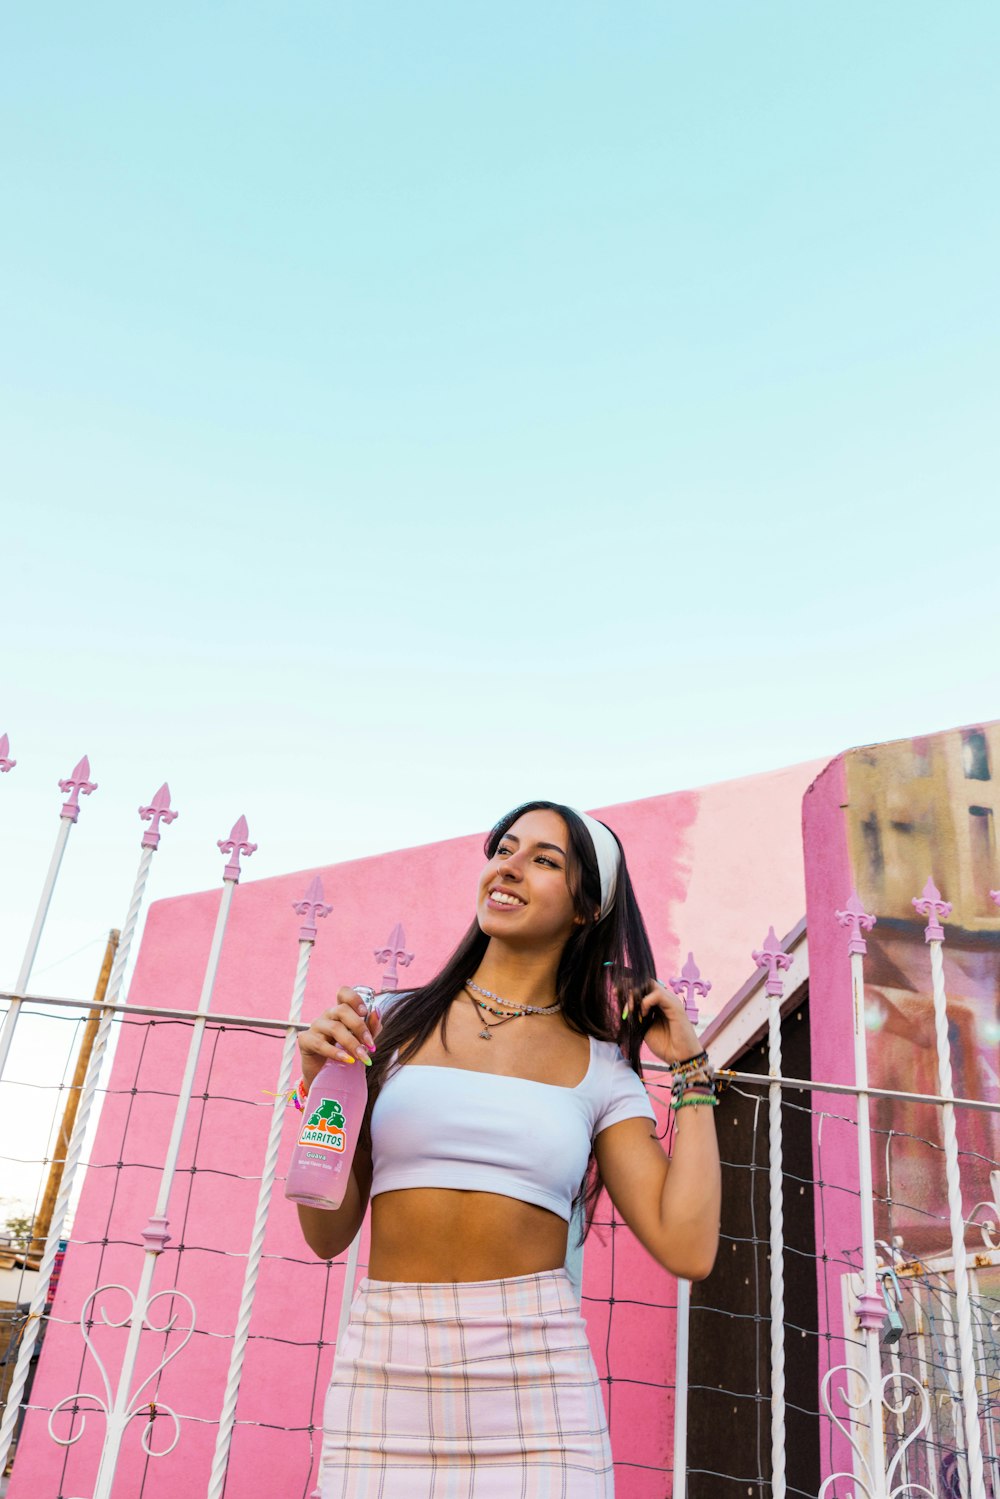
[622,1005,630,1020]
[335,1047,356,1066]
[360,1053,373,1067]
[363,1032,375,1050]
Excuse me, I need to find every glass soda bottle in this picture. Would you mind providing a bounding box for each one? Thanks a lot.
[284,986,374,1210]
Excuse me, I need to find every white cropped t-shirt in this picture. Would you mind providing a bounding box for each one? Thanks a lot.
[368,993,657,1222]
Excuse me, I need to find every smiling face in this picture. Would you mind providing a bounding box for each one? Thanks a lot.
[476,808,583,948]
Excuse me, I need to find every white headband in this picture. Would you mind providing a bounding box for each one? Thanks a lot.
[570,809,621,922]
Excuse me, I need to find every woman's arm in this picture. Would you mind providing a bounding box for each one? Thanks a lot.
[593,1106,720,1280]
[593,977,721,1279]
[297,1141,374,1260]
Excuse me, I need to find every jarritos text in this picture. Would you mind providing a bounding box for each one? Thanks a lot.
[298,1096,346,1153]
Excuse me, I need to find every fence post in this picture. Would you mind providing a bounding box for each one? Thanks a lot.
[668,952,711,1499]
[911,878,987,1499]
[30,928,120,1258]
[834,891,888,1498]
[75,815,255,1499]
[753,925,792,1499]
[0,779,172,1474]
[337,1232,364,1347]
[206,874,332,1498]
[0,755,97,1084]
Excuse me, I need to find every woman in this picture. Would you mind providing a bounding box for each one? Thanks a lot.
[297,800,721,1498]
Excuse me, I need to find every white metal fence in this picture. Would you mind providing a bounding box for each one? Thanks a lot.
[1,757,998,1497]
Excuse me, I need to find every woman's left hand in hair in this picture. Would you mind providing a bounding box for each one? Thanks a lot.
[631,980,702,1066]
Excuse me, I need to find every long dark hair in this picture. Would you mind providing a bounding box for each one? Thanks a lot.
[362,799,657,1243]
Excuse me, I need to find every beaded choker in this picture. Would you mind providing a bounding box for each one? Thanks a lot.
[465,978,561,1015]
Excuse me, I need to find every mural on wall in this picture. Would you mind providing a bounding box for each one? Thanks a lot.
[844,724,1000,1256]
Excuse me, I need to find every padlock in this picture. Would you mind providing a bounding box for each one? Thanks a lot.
[880,1271,904,1347]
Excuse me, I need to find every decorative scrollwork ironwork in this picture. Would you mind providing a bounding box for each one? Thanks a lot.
[882,1370,935,1497]
[47,1282,196,1461]
[965,1200,999,1252]
[818,1363,935,1498]
[818,1364,877,1499]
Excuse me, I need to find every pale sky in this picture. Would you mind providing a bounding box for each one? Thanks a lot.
[1,2,998,1215]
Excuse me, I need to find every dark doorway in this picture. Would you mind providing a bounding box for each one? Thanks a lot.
[686,989,819,1498]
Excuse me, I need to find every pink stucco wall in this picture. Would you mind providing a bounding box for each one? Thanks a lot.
[11,763,823,1499]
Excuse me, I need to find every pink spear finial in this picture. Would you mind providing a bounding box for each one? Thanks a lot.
[752,925,793,998]
[58,755,98,822]
[0,734,15,773]
[139,783,178,849]
[217,815,257,883]
[912,876,952,943]
[835,891,877,955]
[669,952,711,1025]
[375,922,413,992]
[292,875,333,942]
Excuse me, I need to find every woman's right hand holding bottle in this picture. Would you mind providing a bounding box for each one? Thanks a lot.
[298,986,383,1087]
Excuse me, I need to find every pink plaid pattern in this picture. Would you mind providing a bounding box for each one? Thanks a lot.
[320,1268,614,1498]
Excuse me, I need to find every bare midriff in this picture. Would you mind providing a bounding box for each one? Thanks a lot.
[369,1188,570,1282]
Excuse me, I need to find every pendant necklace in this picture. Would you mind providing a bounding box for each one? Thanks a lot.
[464,979,561,1041]
[473,1006,519,1040]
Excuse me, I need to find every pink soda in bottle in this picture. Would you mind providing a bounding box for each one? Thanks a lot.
[285,986,374,1210]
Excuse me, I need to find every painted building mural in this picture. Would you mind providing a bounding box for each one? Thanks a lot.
[848,726,1000,1256]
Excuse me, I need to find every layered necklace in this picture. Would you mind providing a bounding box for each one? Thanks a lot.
[464,977,561,1041]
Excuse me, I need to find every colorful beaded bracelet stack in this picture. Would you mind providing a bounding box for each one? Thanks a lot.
[666,1048,728,1111]
[670,1076,719,1111]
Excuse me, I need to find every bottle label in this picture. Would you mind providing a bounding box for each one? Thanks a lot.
[298,1096,347,1154]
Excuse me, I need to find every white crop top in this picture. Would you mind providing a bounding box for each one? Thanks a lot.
[368,993,657,1222]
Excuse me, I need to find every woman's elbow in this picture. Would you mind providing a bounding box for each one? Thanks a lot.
[300,1225,337,1261]
[659,1228,720,1282]
[681,1250,718,1283]
[297,1206,355,1262]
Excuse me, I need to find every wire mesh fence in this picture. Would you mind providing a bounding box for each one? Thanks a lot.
[1,990,998,1498]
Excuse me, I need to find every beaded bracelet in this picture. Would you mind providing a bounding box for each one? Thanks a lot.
[672,1092,719,1111]
[671,1067,712,1089]
[671,1068,715,1099]
[264,1084,306,1111]
[677,1085,716,1109]
[667,1049,710,1079]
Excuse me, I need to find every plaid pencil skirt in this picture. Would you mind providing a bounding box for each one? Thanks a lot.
[319,1268,614,1498]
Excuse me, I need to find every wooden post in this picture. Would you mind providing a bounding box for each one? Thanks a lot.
[29,928,120,1262]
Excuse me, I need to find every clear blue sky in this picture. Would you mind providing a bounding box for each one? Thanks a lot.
[1,2,998,1034]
